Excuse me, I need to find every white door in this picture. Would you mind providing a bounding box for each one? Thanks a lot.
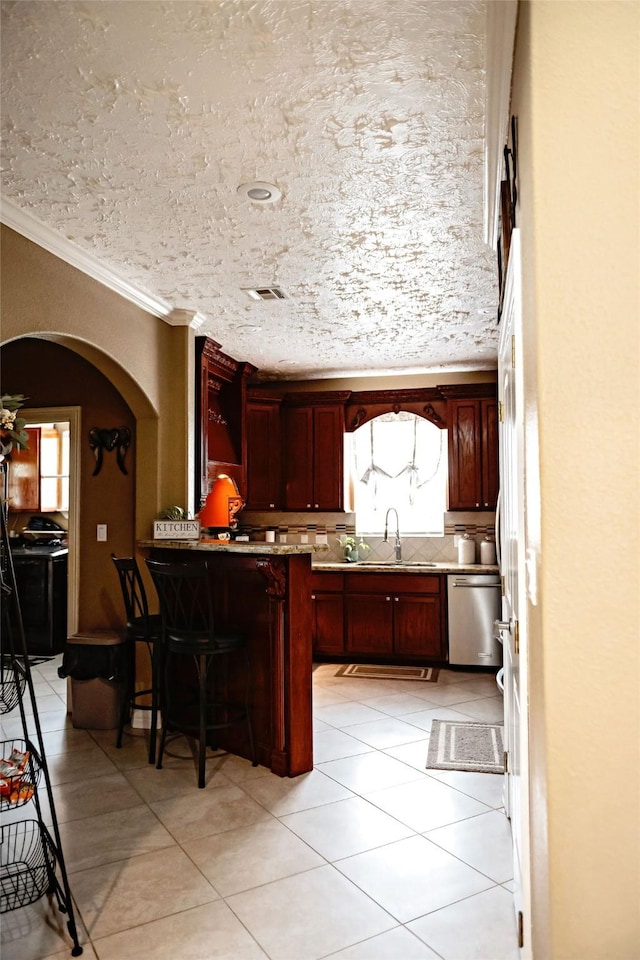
[497,230,531,955]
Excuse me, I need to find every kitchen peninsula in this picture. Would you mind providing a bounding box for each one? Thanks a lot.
[138,539,325,777]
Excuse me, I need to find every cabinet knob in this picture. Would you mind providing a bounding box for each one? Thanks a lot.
[314,503,319,509]
[311,595,316,600]
[475,502,480,507]
[386,596,391,601]
[306,503,312,509]
[270,503,275,508]
[394,596,399,601]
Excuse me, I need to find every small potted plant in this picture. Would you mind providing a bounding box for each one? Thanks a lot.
[337,535,370,563]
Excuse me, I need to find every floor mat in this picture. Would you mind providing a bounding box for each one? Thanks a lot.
[426,719,504,774]
[335,663,439,682]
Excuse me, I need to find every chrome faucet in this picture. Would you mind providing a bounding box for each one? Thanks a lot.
[383,507,402,562]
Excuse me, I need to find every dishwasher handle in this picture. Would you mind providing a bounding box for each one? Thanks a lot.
[450,581,501,588]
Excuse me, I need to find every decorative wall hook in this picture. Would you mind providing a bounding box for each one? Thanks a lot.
[88,426,131,476]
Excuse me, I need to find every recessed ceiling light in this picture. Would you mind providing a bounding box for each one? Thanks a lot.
[237,181,282,203]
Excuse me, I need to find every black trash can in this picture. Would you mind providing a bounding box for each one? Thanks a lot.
[59,631,126,730]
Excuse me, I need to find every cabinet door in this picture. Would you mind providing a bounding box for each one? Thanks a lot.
[246,400,282,509]
[481,398,499,509]
[312,592,344,656]
[284,406,314,509]
[7,427,41,512]
[12,555,67,655]
[346,593,394,656]
[393,594,442,659]
[447,399,482,509]
[313,405,344,510]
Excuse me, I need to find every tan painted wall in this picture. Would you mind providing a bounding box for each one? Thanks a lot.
[512,3,639,957]
[1,226,193,531]
[2,338,136,629]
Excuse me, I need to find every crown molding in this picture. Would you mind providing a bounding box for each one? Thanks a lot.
[484,0,518,249]
[0,198,176,320]
[166,308,206,330]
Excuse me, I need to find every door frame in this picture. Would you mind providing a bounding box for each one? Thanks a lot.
[20,406,81,638]
[498,230,531,956]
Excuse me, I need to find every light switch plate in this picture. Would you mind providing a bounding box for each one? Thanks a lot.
[96,524,107,541]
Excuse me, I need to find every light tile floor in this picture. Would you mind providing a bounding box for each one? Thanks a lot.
[1,658,519,960]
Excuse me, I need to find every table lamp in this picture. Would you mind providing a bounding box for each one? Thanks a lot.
[198,474,245,541]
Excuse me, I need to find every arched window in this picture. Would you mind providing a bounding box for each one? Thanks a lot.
[349,412,447,536]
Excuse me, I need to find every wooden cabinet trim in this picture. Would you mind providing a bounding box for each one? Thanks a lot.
[310,572,344,591]
[346,573,440,594]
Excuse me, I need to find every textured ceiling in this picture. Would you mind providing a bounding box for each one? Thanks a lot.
[1,0,500,381]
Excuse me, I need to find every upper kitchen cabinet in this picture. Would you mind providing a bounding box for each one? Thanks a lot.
[283,393,350,511]
[245,393,283,510]
[444,385,499,510]
[195,337,256,509]
[7,427,41,512]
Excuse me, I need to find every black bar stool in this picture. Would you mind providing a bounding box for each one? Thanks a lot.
[145,558,257,788]
[111,554,163,764]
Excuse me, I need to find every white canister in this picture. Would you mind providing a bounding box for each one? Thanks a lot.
[457,534,476,564]
[480,537,497,565]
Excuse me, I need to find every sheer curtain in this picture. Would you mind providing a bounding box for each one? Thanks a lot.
[351,413,447,536]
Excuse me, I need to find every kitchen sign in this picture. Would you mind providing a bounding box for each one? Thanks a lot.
[153,520,200,540]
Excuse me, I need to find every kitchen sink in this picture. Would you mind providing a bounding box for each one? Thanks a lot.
[361,561,438,567]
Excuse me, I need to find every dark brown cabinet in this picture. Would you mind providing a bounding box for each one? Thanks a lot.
[341,573,445,663]
[312,571,445,664]
[195,337,256,509]
[7,427,41,512]
[11,549,68,655]
[447,396,498,510]
[245,397,283,510]
[311,572,344,656]
[283,396,348,511]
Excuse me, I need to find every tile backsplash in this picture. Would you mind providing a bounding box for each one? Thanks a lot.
[240,511,496,564]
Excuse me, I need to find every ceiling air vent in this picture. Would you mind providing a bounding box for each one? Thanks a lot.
[243,287,287,302]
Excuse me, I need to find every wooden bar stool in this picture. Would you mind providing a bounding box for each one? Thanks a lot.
[111,554,163,764]
[145,558,257,788]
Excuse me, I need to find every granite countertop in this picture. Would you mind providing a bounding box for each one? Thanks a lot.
[312,560,500,574]
[136,542,498,574]
[137,539,329,556]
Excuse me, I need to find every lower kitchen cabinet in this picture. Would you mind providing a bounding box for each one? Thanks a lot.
[346,574,444,662]
[311,571,445,664]
[11,550,68,655]
[311,573,344,656]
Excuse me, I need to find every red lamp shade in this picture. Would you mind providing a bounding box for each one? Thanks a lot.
[198,474,245,531]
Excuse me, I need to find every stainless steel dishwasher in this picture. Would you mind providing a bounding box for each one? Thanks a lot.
[447,574,502,667]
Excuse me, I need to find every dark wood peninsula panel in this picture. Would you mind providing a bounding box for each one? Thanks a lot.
[142,542,314,777]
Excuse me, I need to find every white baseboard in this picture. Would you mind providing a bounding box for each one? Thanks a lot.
[131,708,162,730]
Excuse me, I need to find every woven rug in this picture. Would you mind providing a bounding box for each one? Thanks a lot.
[426,719,504,774]
[335,664,439,682]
